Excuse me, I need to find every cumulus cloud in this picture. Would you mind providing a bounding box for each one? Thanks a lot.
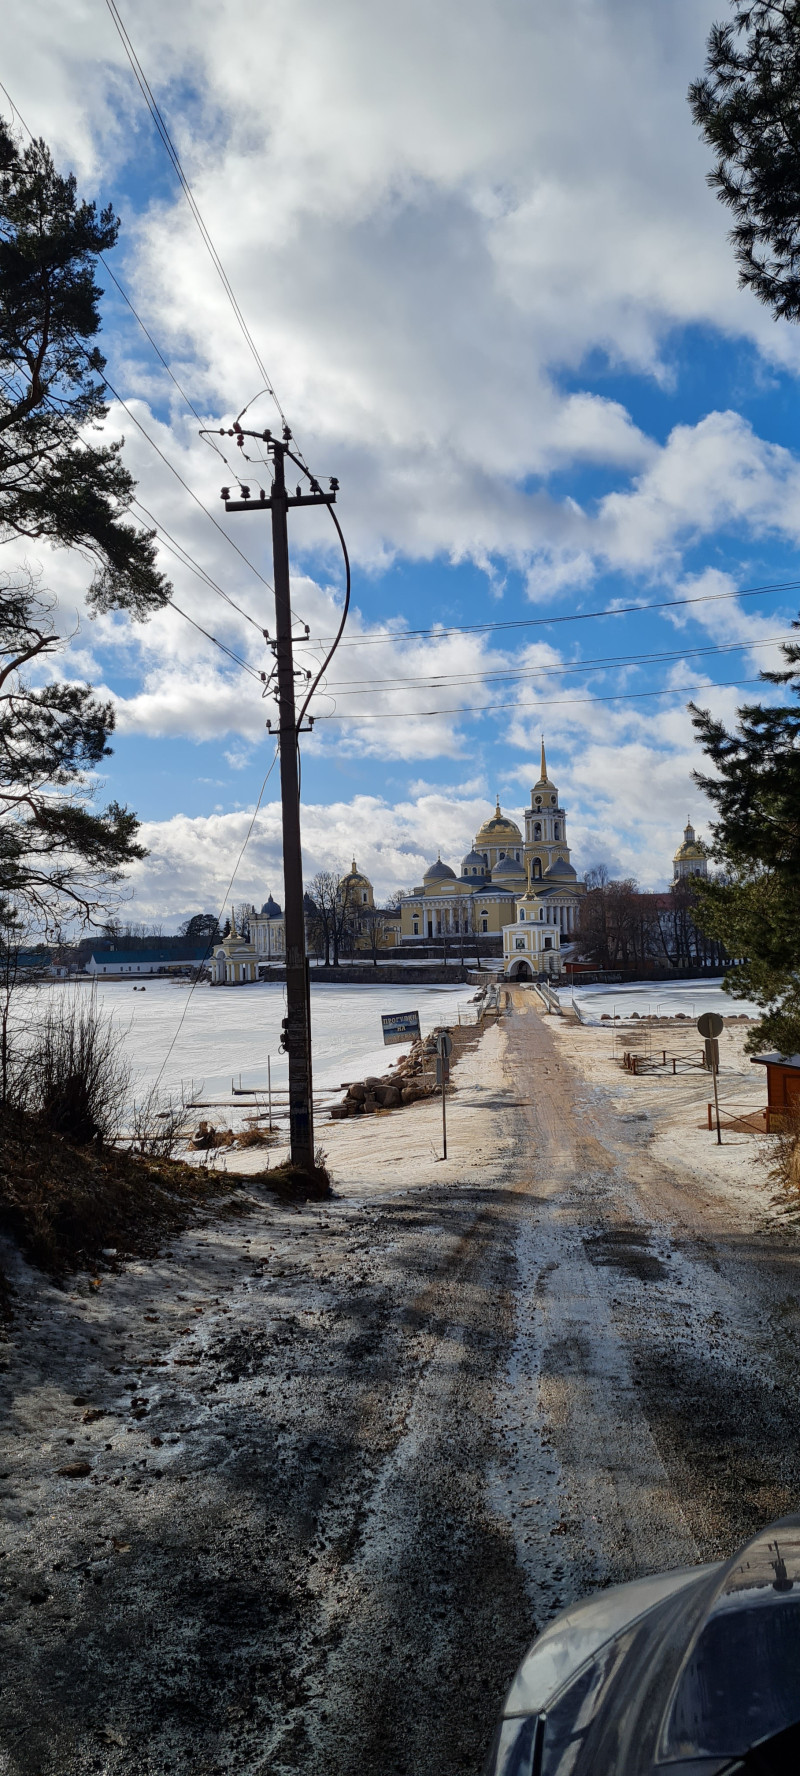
[5,1,800,891]
[7,0,800,580]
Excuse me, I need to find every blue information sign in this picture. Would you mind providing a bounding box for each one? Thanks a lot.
[381,1009,421,1045]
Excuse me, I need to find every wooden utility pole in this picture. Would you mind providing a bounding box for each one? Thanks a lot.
[222,427,337,1173]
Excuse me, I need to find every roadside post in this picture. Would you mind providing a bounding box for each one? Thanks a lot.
[435,1030,453,1160]
[697,1011,724,1145]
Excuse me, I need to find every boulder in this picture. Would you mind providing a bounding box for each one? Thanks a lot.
[363,1095,379,1113]
[347,1082,367,1102]
[382,1085,401,1108]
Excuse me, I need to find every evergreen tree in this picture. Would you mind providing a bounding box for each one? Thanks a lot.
[0,571,145,931]
[689,8,800,1049]
[0,121,172,932]
[0,120,169,615]
[689,636,800,1052]
[689,3,800,322]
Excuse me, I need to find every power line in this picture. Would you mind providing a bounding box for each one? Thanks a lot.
[130,496,263,631]
[166,599,262,679]
[151,744,280,1096]
[308,576,800,650]
[103,0,299,455]
[90,357,274,590]
[317,633,794,697]
[315,673,779,722]
[0,77,275,610]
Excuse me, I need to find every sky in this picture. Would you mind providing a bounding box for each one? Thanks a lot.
[4,0,800,925]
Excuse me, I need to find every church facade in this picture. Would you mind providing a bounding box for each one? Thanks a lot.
[398,742,584,976]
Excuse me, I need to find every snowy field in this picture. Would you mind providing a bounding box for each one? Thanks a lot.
[15,978,470,1104]
[558,977,760,1025]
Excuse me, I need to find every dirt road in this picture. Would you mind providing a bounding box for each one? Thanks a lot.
[3,992,800,1775]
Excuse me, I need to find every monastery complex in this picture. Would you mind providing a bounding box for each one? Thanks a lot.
[212,742,585,982]
[207,742,710,984]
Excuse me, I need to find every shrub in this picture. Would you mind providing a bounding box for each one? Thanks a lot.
[130,1080,197,1161]
[26,991,130,1144]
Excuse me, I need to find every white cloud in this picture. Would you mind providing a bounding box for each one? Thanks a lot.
[8,0,800,582]
[6,1,800,895]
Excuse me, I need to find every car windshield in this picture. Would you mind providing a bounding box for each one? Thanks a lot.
[662,1535,800,1759]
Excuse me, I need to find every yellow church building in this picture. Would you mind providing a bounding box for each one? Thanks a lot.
[398,742,584,974]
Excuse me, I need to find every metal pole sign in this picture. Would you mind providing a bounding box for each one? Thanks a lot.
[435,1030,453,1159]
[382,1010,421,1045]
[697,1011,724,1145]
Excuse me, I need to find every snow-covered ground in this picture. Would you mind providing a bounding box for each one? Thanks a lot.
[15,978,471,1103]
[558,977,760,1025]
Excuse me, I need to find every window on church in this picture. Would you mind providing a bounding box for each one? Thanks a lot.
[544,937,552,950]
[519,910,525,921]
[554,825,560,839]
[362,891,368,903]
[534,823,541,839]
[515,938,525,950]
[499,850,505,859]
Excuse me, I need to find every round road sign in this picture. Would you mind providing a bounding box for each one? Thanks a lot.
[697,1012,724,1039]
[435,1030,453,1059]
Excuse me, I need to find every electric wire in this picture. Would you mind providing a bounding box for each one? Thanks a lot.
[130,495,263,631]
[316,673,776,722]
[317,633,795,697]
[166,599,262,679]
[151,745,280,1095]
[103,0,300,455]
[308,576,800,649]
[285,446,351,731]
[0,76,272,607]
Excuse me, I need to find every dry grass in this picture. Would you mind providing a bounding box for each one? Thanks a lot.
[259,1157,331,1199]
[769,1110,800,1196]
[0,1107,332,1286]
[0,1104,243,1276]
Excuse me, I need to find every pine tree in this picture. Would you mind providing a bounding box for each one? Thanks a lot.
[689,3,800,322]
[689,7,800,1051]
[0,571,146,931]
[0,120,169,614]
[689,636,800,1052]
[0,121,172,931]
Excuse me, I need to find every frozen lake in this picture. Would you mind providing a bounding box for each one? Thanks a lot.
[557,977,760,1025]
[17,978,471,1106]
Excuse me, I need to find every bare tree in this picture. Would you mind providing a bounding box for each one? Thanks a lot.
[307,871,337,966]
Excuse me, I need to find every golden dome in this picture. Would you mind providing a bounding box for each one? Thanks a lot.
[673,822,707,864]
[340,856,371,885]
[474,798,522,847]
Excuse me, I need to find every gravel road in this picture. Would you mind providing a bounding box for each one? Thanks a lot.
[2,991,800,1775]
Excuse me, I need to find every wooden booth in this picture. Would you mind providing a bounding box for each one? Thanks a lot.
[751,1053,800,1131]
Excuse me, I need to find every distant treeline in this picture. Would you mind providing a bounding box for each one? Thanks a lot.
[578,869,729,974]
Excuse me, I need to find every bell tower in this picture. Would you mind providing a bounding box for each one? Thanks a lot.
[524,736,569,880]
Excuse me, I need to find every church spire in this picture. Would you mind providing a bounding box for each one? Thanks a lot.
[540,735,547,783]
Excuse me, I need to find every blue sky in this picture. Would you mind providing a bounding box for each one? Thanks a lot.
[5,0,800,923]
